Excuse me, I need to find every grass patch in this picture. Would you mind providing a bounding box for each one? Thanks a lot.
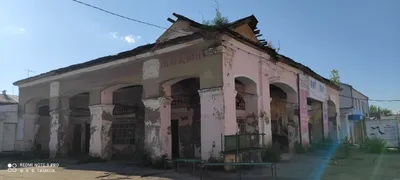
[262,143,281,163]
[360,138,386,154]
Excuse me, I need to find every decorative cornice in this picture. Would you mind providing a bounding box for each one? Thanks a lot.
[198,87,223,97]
[142,97,162,111]
[89,104,115,113]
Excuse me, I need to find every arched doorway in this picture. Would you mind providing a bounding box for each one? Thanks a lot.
[234,77,260,161]
[112,85,145,160]
[234,77,258,135]
[269,83,298,153]
[69,92,90,156]
[327,100,338,142]
[36,99,50,152]
[308,98,324,144]
[169,78,201,158]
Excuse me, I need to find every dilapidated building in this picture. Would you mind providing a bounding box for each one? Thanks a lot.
[13,13,340,161]
[0,90,19,152]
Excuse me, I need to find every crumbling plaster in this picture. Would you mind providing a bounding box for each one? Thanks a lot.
[223,37,301,148]
[88,104,114,159]
[327,86,340,141]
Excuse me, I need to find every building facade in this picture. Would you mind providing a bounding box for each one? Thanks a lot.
[339,83,369,143]
[13,13,341,160]
[0,90,19,152]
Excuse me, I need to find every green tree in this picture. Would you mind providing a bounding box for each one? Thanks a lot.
[329,69,340,85]
[369,105,393,116]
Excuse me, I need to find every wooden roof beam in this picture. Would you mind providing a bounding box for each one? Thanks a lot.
[167,18,176,23]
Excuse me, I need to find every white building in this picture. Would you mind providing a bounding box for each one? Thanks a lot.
[339,83,369,143]
[0,90,19,151]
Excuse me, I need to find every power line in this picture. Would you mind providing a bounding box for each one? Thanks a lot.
[71,0,190,35]
[338,94,400,102]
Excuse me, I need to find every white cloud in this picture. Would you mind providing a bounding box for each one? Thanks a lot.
[109,32,118,39]
[108,32,141,44]
[124,35,136,43]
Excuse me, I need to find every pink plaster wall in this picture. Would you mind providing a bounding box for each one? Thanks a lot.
[299,75,310,147]
[223,45,261,137]
[223,38,300,147]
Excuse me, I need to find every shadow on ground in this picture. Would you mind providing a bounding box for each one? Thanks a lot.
[0,148,399,180]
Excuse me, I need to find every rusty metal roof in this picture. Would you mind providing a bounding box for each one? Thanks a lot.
[13,32,204,86]
[0,94,19,104]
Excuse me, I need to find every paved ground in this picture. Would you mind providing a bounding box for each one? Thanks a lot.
[0,149,399,180]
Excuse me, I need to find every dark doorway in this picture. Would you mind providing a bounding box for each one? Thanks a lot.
[72,124,82,156]
[84,123,90,154]
[171,120,179,158]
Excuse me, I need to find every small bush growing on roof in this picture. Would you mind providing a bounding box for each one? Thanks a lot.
[202,5,229,29]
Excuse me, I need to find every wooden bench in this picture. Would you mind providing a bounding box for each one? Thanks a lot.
[199,162,277,180]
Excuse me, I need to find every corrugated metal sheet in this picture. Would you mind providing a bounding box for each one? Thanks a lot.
[0,94,19,104]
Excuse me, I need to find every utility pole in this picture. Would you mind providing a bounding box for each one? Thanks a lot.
[25,69,35,77]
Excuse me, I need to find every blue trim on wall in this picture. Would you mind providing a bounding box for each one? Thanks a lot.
[348,114,363,121]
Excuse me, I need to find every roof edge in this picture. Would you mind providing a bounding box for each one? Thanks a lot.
[14,33,205,87]
[221,30,340,90]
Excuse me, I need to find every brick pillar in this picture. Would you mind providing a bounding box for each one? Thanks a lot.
[88,104,114,160]
[198,87,225,160]
[142,96,171,159]
[49,109,60,158]
[49,82,60,158]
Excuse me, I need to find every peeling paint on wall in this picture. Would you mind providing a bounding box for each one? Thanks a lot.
[142,98,161,112]
[143,104,163,158]
[88,105,114,159]
[101,114,113,160]
[143,59,160,80]
[59,109,71,156]
[223,46,236,70]
[49,110,60,158]
[198,87,224,160]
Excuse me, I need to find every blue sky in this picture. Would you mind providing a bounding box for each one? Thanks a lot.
[1,0,399,111]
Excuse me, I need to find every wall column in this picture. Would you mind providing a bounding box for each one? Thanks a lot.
[88,104,114,159]
[261,63,272,146]
[22,113,39,150]
[58,97,71,156]
[49,82,60,158]
[198,87,225,160]
[142,96,171,159]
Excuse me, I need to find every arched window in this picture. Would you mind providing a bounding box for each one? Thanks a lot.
[37,105,49,116]
[236,94,246,110]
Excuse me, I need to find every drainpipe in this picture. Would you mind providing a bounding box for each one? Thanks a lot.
[296,73,302,145]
